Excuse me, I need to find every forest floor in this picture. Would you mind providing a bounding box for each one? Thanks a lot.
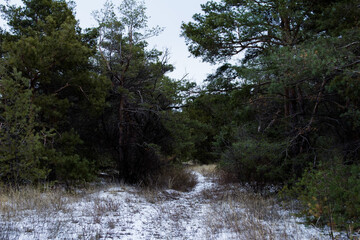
[0,165,350,239]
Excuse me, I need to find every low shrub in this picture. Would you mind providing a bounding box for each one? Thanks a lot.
[219,137,288,190]
[144,164,197,192]
[53,154,94,185]
[292,159,360,233]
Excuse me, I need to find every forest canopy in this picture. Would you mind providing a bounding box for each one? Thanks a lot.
[0,0,359,231]
[181,0,360,229]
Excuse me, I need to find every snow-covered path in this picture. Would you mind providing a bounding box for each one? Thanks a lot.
[0,171,333,239]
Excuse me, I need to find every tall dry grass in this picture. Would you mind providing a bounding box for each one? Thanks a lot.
[0,186,73,220]
[136,164,197,203]
[199,168,326,240]
[0,186,79,239]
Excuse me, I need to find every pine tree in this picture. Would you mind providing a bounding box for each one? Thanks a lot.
[0,0,109,183]
[94,0,178,182]
[0,68,50,186]
[181,0,360,228]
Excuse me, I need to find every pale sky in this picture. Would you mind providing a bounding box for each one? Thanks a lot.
[0,0,219,84]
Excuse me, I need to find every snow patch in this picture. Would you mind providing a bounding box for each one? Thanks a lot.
[0,171,342,239]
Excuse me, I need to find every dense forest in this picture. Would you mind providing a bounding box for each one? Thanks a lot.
[0,0,359,232]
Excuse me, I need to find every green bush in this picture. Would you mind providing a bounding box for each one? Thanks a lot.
[219,137,288,189]
[0,69,50,186]
[50,129,95,184]
[53,154,94,184]
[294,160,360,231]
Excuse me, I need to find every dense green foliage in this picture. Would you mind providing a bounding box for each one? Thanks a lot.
[0,68,49,186]
[0,0,359,232]
[0,0,103,185]
[92,0,184,183]
[294,159,360,231]
[0,0,186,186]
[181,0,360,230]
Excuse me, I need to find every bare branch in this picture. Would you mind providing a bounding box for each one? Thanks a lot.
[53,82,70,94]
[340,41,359,49]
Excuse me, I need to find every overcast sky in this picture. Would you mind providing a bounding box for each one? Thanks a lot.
[0,0,219,84]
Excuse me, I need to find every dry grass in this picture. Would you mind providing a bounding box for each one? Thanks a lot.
[136,187,162,203]
[135,164,197,203]
[86,197,122,224]
[201,183,324,240]
[189,164,217,177]
[0,183,129,239]
[0,186,76,220]
[188,165,317,239]
[123,164,198,204]
[191,165,302,239]
[0,165,329,239]
[141,164,197,190]
[164,166,197,192]
[205,190,283,239]
[0,186,83,239]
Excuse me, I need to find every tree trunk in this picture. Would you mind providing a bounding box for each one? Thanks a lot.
[118,95,125,171]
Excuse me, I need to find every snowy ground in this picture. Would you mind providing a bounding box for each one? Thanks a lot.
[0,170,346,239]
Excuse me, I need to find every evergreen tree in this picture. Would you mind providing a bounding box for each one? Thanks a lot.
[182,0,360,228]
[0,67,50,186]
[0,0,108,183]
[94,0,178,182]
[182,0,360,176]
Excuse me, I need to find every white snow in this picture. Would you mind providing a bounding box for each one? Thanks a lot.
[0,171,346,239]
